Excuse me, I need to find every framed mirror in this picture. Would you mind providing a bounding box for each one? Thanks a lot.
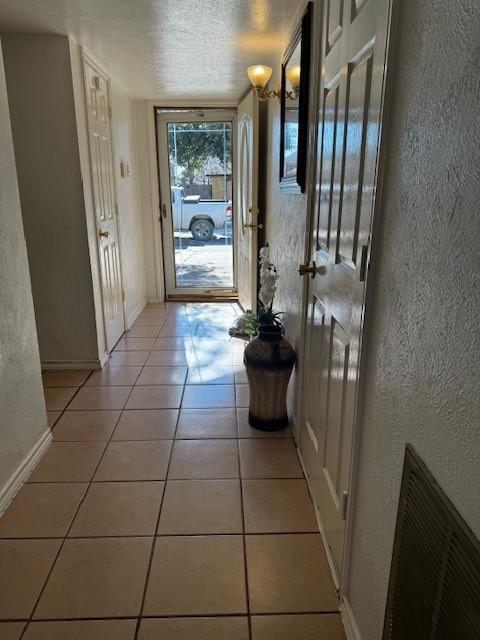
[280,1,312,193]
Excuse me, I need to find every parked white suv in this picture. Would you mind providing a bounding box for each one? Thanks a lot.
[171,186,232,241]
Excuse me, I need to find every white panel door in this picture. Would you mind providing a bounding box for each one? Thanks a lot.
[83,57,124,352]
[237,90,259,311]
[299,0,394,580]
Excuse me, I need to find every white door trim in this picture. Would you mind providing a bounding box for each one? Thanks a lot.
[155,108,237,298]
[145,101,241,302]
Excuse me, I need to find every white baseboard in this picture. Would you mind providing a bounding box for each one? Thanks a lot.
[126,300,146,329]
[341,595,362,640]
[146,297,164,304]
[41,359,102,370]
[0,429,52,516]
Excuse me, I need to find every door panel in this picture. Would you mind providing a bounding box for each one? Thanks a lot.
[237,89,259,311]
[300,0,393,580]
[83,57,124,352]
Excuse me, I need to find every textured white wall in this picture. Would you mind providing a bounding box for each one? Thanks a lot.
[347,2,480,637]
[0,40,48,495]
[262,0,317,428]
[2,35,100,366]
[111,82,147,325]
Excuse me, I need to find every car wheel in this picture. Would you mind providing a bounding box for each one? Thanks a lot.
[191,219,214,241]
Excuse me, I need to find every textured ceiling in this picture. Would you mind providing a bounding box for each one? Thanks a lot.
[0,0,298,100]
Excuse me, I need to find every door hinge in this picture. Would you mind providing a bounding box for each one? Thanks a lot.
[340,491,349,520]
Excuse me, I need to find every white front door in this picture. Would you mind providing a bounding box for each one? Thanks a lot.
[237,90,259,311]
[83,55,124,352]
[299,0,394,580]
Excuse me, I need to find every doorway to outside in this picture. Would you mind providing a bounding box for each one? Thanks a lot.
[156,110,236,298]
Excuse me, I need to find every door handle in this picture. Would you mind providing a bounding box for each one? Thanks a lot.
[297,261,316,278]
[98,229,110,239]
[243,223,264,230]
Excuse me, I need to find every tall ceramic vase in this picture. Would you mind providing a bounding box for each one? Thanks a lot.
[243,324,296,431]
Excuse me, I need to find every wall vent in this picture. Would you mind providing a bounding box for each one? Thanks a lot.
[383,444,480,640]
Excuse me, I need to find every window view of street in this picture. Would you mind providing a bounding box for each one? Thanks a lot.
[167,121,234,289]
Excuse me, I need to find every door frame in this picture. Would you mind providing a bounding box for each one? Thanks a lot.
[295,0,399,600]
[80,49,126,352]
[145,102,239,302]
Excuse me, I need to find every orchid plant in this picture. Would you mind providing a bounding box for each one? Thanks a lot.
[240,245,283,337]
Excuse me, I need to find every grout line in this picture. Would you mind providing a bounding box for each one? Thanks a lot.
[133,377,186,640]
[236,408,253,640]
[5,610,342,624]
[20,370,136,638]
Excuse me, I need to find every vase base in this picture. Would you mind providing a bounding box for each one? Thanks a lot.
[248,412,289,432]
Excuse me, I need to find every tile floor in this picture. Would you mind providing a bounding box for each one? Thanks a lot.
[0,303,346,640]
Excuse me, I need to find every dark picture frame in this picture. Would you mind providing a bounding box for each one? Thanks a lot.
[279,1,313,193]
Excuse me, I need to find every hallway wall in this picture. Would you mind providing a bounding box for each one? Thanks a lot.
[111,82,147,326]
[0,39,49,506]
[261,0,318,429]
[346,1,480,637]
[2,35,100,368]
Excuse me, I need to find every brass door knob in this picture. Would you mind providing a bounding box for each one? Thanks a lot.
[297,261,316,278]
[243,223,264,230]
[98,229,110,239]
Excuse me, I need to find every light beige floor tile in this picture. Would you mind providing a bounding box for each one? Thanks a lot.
[168,440,238,479]
[29,442,106,482]
[237,408,292,438]
[143,536,247,615]
[125,385,183,409]
[70,481,164,536]
[68,386,132,410]
[251,614,346,639]
[42,370,90,387]
[158,480,242,534]
[0,539,61,619]
[182,385,235,408]
[132,317,165,328]
[0,483,87,538]
[46,411,61,428]
[114,337,156,351]
[113,409,178,440]
[23,619,137,640]
[235,384,250,407]
[176,408,237,439]
[86,367,142,386]
[159,329,198,339]
[242,479,317,533]
[246,534,339,613]
[138,617,249,640]
[0,623,25,639]
[186,366,235,385]
[125,326,160,338]
[152,336,192,350]
[146,350,190,366]
[109,351,149,366]
[234,368,248,384]
[34,537,151,619]
[239,440,303,478]
[53,410,120,441]
[43,387,77,411]
[136,366,187,385]
[94,441,172,481]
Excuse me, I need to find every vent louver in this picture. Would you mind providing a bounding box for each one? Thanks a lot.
[383,445,480,640]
